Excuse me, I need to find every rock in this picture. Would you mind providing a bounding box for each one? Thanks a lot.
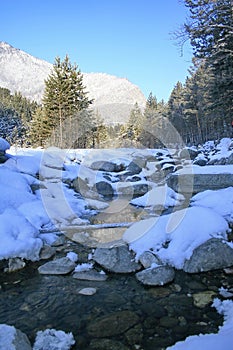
[93,241,141,273]
[78,287,97,295]
[0,324,32,350]
[193,158,208,166]
[90,161,124,172]
[167,172,233,194]
[226,152,233,164]
[179,148,199,160]
[73,270,108,281]
[184,238,233,273]
[90,338,130,350]
[126,161,142,175]
[96,181,114,199]
[4,258,26,272]
[193,291,216,308]
[139,251,162,269]
[117,182,150,199]
[87,310,139,337]
[38,257,76,275]
[39,245,56,260]
[135,265,175,286]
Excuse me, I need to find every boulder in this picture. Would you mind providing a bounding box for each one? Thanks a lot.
[183,238,233,273]
[93,241,141,273]
[90,161,124,172]
[126,161,142,175]
[139,251,162,269]
[135,265,175,286]
[0,324,32,350]
[73,270,108,281]
[117,182,150,199]
[179,148,199,160]
[0,138,10,163]
[38,257,76,275]
[167,172,233,195]
[96,181,114,199]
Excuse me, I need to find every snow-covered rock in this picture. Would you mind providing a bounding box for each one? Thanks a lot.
[0,324,32,350]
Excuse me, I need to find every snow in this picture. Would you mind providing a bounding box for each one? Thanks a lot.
[0,324,17,350]
[130,184,185,209]
[123,206,229,269]
[191,187,233,223]
[33,328,75,350]
[167,299,233,350]
[74,262,93,272]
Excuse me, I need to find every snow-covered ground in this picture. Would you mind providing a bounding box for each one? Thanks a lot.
[1,137,233,349]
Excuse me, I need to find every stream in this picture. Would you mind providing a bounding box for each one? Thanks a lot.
[0,199,232,349]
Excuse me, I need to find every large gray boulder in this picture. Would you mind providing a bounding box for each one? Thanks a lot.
[0,324,32,350]
[93,241,141,273]
[167,172,233,195]
[184,238,233,273]
[135,265,175,286]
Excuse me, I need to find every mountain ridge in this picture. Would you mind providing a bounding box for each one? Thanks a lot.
[0,42,146,124]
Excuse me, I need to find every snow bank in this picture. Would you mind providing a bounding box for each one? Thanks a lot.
[167,299,233,350]
[123,206,229,269]
[130,184,184,208]
[191,187,233,223]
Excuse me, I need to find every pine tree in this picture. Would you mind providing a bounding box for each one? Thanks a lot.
[182,0,233,127]
[42,55,93,147]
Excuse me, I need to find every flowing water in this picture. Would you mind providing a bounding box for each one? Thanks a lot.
[0,200,232,349]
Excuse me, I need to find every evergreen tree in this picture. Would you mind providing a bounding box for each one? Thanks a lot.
[182,0,233,125]
[42,55,93,147]
[121,103,144,145]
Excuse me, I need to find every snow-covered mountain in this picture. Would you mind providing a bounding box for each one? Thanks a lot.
[0,42,146,124]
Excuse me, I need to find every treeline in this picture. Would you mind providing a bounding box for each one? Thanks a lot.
[123,0,233,147]
[0,0,232,148]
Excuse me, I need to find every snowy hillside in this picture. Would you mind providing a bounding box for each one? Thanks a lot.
[0,42,146,124]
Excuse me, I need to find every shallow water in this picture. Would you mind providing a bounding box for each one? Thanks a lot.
[0,198,232,349]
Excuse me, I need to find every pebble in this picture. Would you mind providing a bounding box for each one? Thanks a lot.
[78,287,97,295]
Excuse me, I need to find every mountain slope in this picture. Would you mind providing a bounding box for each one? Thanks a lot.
[0,42,146,124]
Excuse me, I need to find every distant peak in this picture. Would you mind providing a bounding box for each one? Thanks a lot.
[0,41,13,48]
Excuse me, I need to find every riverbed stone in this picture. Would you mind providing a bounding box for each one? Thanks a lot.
[183,238,233,273]
[87,310,139,337]
[39,245,56,260]
[136,265,175,286]
[193,291,216,308]
[0,324,32,350]
[78,287,97,295]
[38,257,76,275]
[73,270,108,281]
[139,251,162,269]
[90,338,130,350]
[4,258,26,272]
[96,181,114,199]
[93,242,141,273]
[90,161,124,173]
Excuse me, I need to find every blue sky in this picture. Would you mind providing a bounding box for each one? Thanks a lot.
[0,0,192,101]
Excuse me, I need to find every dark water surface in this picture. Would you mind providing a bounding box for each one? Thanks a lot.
[0,203,232,349]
